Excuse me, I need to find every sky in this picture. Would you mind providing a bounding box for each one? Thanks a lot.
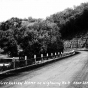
[0,0,88,22]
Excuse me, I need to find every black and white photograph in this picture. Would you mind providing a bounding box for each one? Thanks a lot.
[0,0,88,88]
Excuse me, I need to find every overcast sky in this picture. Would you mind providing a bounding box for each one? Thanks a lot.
[0,0,88,22]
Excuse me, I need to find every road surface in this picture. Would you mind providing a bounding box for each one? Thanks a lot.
[0,51,88,88]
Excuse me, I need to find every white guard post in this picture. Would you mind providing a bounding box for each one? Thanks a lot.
[51,53,53,59]
[34,55,36,64]
[51,53,53,56]
[58,52,59,55]
[47,53,48,60]
[47,53,48,57]
[13,57,15,69]
[25,56,27,65]
[41,54,43,62]
[55,52,57,58]
[55,52,56,55]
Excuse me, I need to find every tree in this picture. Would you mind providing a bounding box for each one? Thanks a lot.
[0,30,18,57]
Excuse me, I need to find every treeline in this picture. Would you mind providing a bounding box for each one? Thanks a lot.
[46,2,88,48]
[0,17,63,57]
[1,2,88,57]
[47,3,88,39]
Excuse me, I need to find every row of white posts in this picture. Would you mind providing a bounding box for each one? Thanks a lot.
[12,52,60,69]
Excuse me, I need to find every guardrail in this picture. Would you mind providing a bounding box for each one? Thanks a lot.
[0,50,76,75]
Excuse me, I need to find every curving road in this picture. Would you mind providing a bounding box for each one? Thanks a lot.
[0,51,88,88]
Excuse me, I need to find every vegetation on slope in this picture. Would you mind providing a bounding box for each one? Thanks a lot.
[47,2,88,48]
[0,18,63,58]
[1,2,88,57]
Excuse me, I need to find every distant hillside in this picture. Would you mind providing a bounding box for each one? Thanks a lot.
[46,2,88,40]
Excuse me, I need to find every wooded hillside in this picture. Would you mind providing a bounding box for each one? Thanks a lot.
[47,2,88,49]
[0,2,88,57]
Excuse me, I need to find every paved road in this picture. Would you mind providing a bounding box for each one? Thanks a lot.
[0,51,88,88]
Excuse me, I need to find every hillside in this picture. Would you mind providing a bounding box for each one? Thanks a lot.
[46,2,88,49]
[0,18,63,57]
[47,3,88,40]
[0,2,88,56]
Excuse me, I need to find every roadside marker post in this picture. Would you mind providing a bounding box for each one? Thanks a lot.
[55,52,57,58]
[25,56,27,65]
[13,57,15,69]
[47,53,48,56]
[58,52,59,55]
[34,55,36,64]
[55,52,56,55]
[47,53,48,60]
[41,54,43,62]
[51,53,53,59]
[51,53,53,56]
[58,52,60,57]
